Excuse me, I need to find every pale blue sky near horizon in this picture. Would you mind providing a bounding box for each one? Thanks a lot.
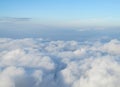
[0,0,120,28]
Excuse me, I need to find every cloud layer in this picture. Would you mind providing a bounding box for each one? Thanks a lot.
[0,38,120,87]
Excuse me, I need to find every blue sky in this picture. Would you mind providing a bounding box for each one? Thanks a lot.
[0,0,120,29]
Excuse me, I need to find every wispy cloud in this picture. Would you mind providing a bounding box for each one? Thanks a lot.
[0,17,32,23]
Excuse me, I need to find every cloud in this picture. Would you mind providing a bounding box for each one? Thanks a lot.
[0,38,120,87]
[101,39,120,55]
[0,17,31,23]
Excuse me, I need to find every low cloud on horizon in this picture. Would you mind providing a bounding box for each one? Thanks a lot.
[0,17,120,30]
[0,17,32,23]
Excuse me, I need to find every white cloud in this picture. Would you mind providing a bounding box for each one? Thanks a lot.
[0,66,25,87]
[0,38,120,87]
[102,39,120,55]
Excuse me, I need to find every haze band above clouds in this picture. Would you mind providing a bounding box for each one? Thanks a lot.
[0,38,120,87]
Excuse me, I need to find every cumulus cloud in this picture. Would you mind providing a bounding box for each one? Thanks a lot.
[0,38,120,87]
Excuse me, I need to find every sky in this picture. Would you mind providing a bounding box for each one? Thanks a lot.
[0,0,120,29]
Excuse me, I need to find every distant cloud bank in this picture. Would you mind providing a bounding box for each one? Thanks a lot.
[0,38,120,87]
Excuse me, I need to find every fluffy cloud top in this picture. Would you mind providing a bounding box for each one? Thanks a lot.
[0,38,120,87]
